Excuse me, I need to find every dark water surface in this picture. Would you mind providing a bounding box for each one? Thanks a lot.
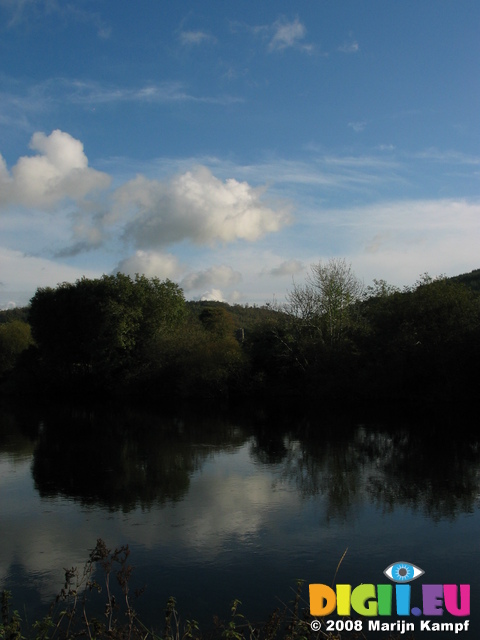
[1,403,478,637]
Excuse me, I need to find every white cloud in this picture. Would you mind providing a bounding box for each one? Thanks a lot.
[1,131,477,308]
[226,155,402,196]
[64,80,242,107]
[268,17,312,53]
[377,144,396,151]
[181,265,242,292]
[338,41,359,53]
[179,30,216,46]
[269,259,304,277]
[415,148,480,165]
[348,121,366,133]
[0,247,102,308]
[339,198,480,286]
[0,0,37,26]
[55,210,108,256]
[115,250,183,280]
[0,0,110,37]
[116,166,291,248]
[200,288,226,302]
[0,130,111,210]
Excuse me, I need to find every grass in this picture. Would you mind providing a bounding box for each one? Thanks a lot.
[1,540,414,640]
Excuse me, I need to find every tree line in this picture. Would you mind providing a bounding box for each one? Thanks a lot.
[1,262,479,406]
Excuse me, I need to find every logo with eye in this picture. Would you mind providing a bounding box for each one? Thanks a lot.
[384,562,425,583]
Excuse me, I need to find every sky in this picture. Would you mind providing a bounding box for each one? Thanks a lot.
[1,0,479,308]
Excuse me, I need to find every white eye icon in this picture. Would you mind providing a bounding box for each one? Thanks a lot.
[384,562,424,583]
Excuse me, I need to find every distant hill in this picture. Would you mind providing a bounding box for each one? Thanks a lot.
[186,300,282,333]
[450,268,480,293]
[0,306,30,324]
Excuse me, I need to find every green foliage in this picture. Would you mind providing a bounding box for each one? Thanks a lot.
[0,307,30,325]
[251,259,364,400]
[2,539,176,640]
[4,264,480,405]
[186,301,275,335]
[199,307,235,338]
[247,265,480,404]
[28,274,185,393]
[1,591,23,640]
[286,258,363,346]
[221,600,248,640]
[356,274,480,401]
[1,541,440,640]
[451,267,480,293]
[0,320,34,376]
[155,314,245,398]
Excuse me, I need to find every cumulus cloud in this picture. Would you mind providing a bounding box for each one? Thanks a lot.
[181,265,242,292]
[116,166,291,248]
[269,259,304,277]
[0,133,291,298]
[0,130,111,210]
[115,250,183,280]
[200,288,226,302]
[55,211,107,257]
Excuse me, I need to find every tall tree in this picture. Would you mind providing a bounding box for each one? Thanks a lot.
[0,320,33,376]
[286,258,364,345]
[29,273,185,391]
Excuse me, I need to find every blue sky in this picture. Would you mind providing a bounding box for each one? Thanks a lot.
[1,0,479,308]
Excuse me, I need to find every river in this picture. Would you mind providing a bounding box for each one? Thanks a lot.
[1,402,478,637]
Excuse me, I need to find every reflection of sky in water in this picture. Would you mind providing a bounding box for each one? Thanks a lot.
[1,423,480,632]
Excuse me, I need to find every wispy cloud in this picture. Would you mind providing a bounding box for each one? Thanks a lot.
[228,155,404,197]
[348,121,367,133]
[327,198,480,285]
[64,79,243,106]
[338,40,359,54]
[0,80,53,131]
[0,0,111,37]
[0,0,37,26]
[414,148,480,165]
[244,16,313,54]
[179,30,216,46]
[0,247,102,308]
[0,78,243,119]
[268,17,313,53]
[377,144,396,151]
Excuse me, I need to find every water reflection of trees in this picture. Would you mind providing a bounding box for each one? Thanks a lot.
[31,406,249,511]
[6,403,480,521]
[0,407,39,461]
[267,420,480,522]
[268,429,365,521]
[359,425,480,520]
